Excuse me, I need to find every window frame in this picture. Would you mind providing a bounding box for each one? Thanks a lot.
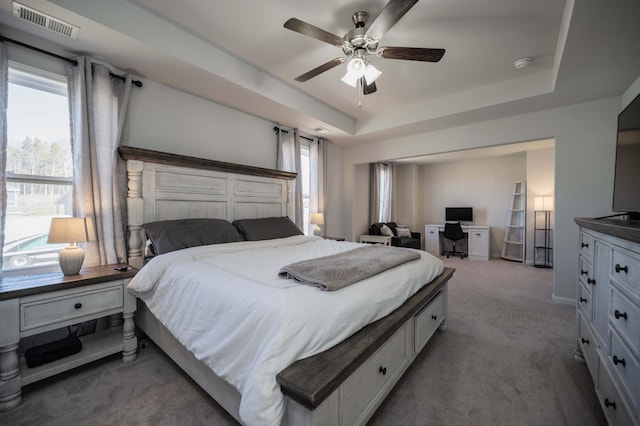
[3,61,72,276]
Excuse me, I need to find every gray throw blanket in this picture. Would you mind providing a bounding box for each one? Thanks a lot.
[278,245,421,291]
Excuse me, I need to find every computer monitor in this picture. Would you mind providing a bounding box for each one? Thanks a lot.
[445,207,473,222]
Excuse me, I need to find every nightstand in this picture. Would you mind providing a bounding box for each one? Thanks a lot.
[0,264,138,411]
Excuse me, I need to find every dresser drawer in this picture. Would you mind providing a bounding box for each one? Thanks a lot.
[580,232,595,261]
[578,284,592,321]
[340,324,409,426]
[414,291,445,353]
[612,247,640,293]
[610,330,640,410]
[598,354,636,426]
[611,287,640,356]
[579,313,597,376]
[20,282,124,333]
[579,256,593,293]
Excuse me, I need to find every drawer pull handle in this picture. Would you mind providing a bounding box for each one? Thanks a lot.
[580,269,588,276]
[74,303,82,309]
[614,310,628,320]
[579,297,587,303]
[379,366,387,375]
[581,338,589,345]
[587,278,596,285]
[615,264,628,274]
[613,355,626,367]
[431,314,437,320]
[475,233,481,236]
[581,243,589,248]
[604,398,616,410]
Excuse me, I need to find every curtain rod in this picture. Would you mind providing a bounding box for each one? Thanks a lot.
[0,35,143,87]
[273,126,316,142]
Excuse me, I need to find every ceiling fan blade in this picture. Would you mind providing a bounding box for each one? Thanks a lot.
[377,46,445,62]
[360,78,377,95]
[294,58,345,82]
[366,0,419,41]
[284,18,348,48]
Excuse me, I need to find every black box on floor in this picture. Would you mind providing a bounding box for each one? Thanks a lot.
[25,335,82,368]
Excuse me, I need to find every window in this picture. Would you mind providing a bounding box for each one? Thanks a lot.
[3,63,72,272]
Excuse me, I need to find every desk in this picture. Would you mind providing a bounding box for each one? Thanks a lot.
[424,224,490,261]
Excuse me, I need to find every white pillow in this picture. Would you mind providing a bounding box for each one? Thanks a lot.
[380,224,394,236]
[396,227,412,237]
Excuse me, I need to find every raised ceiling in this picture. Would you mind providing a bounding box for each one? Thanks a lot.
[0,0,639,146]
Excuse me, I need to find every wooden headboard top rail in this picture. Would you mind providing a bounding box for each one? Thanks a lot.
[118,146,297,181]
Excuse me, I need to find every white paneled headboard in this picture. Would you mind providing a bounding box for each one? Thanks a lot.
[119,147,296,268]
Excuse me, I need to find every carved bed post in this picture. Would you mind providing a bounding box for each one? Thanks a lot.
[126,159,144,269]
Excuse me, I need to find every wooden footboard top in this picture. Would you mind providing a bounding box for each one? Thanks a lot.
[276,267,454,409]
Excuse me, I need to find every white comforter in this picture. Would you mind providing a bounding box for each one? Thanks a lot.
[128,235,444,426]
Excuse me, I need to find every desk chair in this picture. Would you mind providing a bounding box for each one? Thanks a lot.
[443,222,466,259]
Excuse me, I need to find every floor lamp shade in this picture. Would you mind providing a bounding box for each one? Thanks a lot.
[47,217,97,275]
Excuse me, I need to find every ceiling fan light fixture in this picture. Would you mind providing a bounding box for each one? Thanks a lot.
[363,63,382,85]
[341,70,359,87]
[342,57,381,88]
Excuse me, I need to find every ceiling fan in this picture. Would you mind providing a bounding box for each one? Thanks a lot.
[284,0,445,96]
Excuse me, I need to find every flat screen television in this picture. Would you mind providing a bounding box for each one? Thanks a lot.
[612,91,640,219]
[445,207,473,222]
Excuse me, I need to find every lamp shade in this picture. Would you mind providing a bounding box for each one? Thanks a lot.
[310,213,325,225]
[47,217,96,244]
[534,196,554,211]
[48,217,96,276]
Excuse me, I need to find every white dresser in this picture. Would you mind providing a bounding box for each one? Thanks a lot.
[575,218,640,425]
[424,224,490,261]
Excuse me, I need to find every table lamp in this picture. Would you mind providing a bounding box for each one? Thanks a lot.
[310,213,324,236]
[47,217,97,275]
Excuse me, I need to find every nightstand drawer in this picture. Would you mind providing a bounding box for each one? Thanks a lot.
[20,282,124,333]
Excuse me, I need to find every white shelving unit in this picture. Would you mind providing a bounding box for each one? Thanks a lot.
[501,181,526,262]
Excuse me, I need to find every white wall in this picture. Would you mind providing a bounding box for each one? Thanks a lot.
[126,79,344,233]
[526,147,555,265]
[343,96,621,302]
[128,80,277,169]
[415,153,526,257]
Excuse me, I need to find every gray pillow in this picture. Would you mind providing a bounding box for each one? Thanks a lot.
[143,218,243,255]
[233,216,302,241]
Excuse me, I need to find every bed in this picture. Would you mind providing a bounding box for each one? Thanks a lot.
[118,146,454,426]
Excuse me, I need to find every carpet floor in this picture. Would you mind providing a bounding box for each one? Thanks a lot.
[0,257,606,425]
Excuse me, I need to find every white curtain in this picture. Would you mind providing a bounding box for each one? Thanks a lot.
[66,58,132,266]
[309,137,328,236]
[276,126,303,227]
[0,42,7,274]
[370,162,393,223]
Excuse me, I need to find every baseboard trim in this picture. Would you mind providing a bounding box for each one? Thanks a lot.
[552,295,575,305]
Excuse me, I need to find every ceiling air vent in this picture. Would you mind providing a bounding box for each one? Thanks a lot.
[12,2,79,39]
